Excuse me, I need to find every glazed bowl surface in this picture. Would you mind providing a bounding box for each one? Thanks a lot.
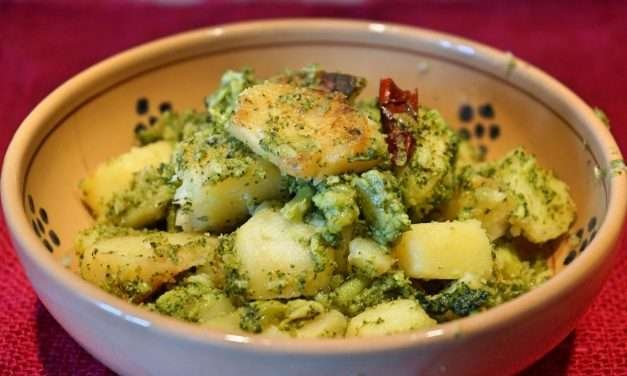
[2,19,625,376]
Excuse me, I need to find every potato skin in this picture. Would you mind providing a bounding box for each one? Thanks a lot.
[229,82,388,179]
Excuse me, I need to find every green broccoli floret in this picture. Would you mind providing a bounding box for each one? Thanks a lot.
[485,243,551,307]
[205,68,257,128]
[396,108,459,221]
[311,177,360,244]
[281,185,315,222]
[352,170,410,245]
[135,110,211,145]
[416,279,489,322]
[334,271,416,317]
[239,300,286,333]
[356,97,382,125]
[154,273,234,323]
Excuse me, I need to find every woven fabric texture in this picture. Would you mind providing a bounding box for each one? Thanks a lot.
[0,1,625,374]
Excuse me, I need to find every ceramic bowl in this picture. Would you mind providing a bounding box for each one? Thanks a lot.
[2,19,626,376]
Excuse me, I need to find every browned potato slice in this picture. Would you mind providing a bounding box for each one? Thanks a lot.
[228,83,388,179]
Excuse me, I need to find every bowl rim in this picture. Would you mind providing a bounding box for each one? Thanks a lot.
[2,18,626,355]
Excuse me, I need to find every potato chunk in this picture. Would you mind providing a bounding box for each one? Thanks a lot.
[230,207,335,300]
[497,148,576,243]
[393,220,493,280]
[229,82,388,178]
[173,128,283,233]
[76,226,218,302]
[346,299,436,337]
[80,141,173,219]
[348,237,395,278]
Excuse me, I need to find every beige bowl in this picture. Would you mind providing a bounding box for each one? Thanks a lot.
[2,19,626,375]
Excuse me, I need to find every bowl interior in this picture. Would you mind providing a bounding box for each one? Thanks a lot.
[23,26,606,290]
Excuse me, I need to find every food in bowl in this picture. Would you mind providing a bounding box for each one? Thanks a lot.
[74,65,576,338]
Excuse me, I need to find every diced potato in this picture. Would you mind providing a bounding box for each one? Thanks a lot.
[346,299,436,337]
[442,171,515,241]
[348,237,395,278]
[497,148,576,243]
[292,310,348,338]
[173,129,283,233]
[393,220,493,280]
[76,227,218,302]
[103,165,176,228]
[443,148,576,244]
[201,311,244,334]
[265,310,348,339]
[80,141,173,218]
[231,207,335,300]
[154,274,235,323]
[229,82,388,179]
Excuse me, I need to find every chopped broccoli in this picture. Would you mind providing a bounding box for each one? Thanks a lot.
[485,243,551,307]
[352,170,410,245]
[239,300,286,333]
[154,273,234,323]
[334,271,416,317]
[280,185,315,222]
[205,68,257,129]
[135,110,211,145]
[311,177,360,244]
[356,97,382,125]
[416,279,489,322]
[396,108,459,221]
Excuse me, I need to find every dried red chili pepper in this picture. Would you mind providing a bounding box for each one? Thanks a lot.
[378,78,419,166]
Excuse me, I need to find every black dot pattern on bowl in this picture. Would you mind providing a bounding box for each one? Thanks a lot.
[42,239,53,253]
[135,123,147,133]
[136,98,149,115]
[32,220,40,237]
[590,230,597,242]
[489,124,500,140]
[588,217,597,232]
[579,238,589,253]
[36,219,45,233]
[456,103,500,157]
[563,250,577,266]
[26,195,61,252]
[459,104,473,122]
[49,230,61,246]
[478,103,494,118]
[474,123,485,138]
[39,208,48,224]
[133,98,174,135]
[575,228,584,239]
[28,195,35,214]
[159,102,172,113]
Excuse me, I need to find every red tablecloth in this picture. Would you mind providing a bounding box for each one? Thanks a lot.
[1,1,626,374]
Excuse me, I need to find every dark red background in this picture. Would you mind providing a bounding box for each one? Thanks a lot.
[1,1,626,374]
